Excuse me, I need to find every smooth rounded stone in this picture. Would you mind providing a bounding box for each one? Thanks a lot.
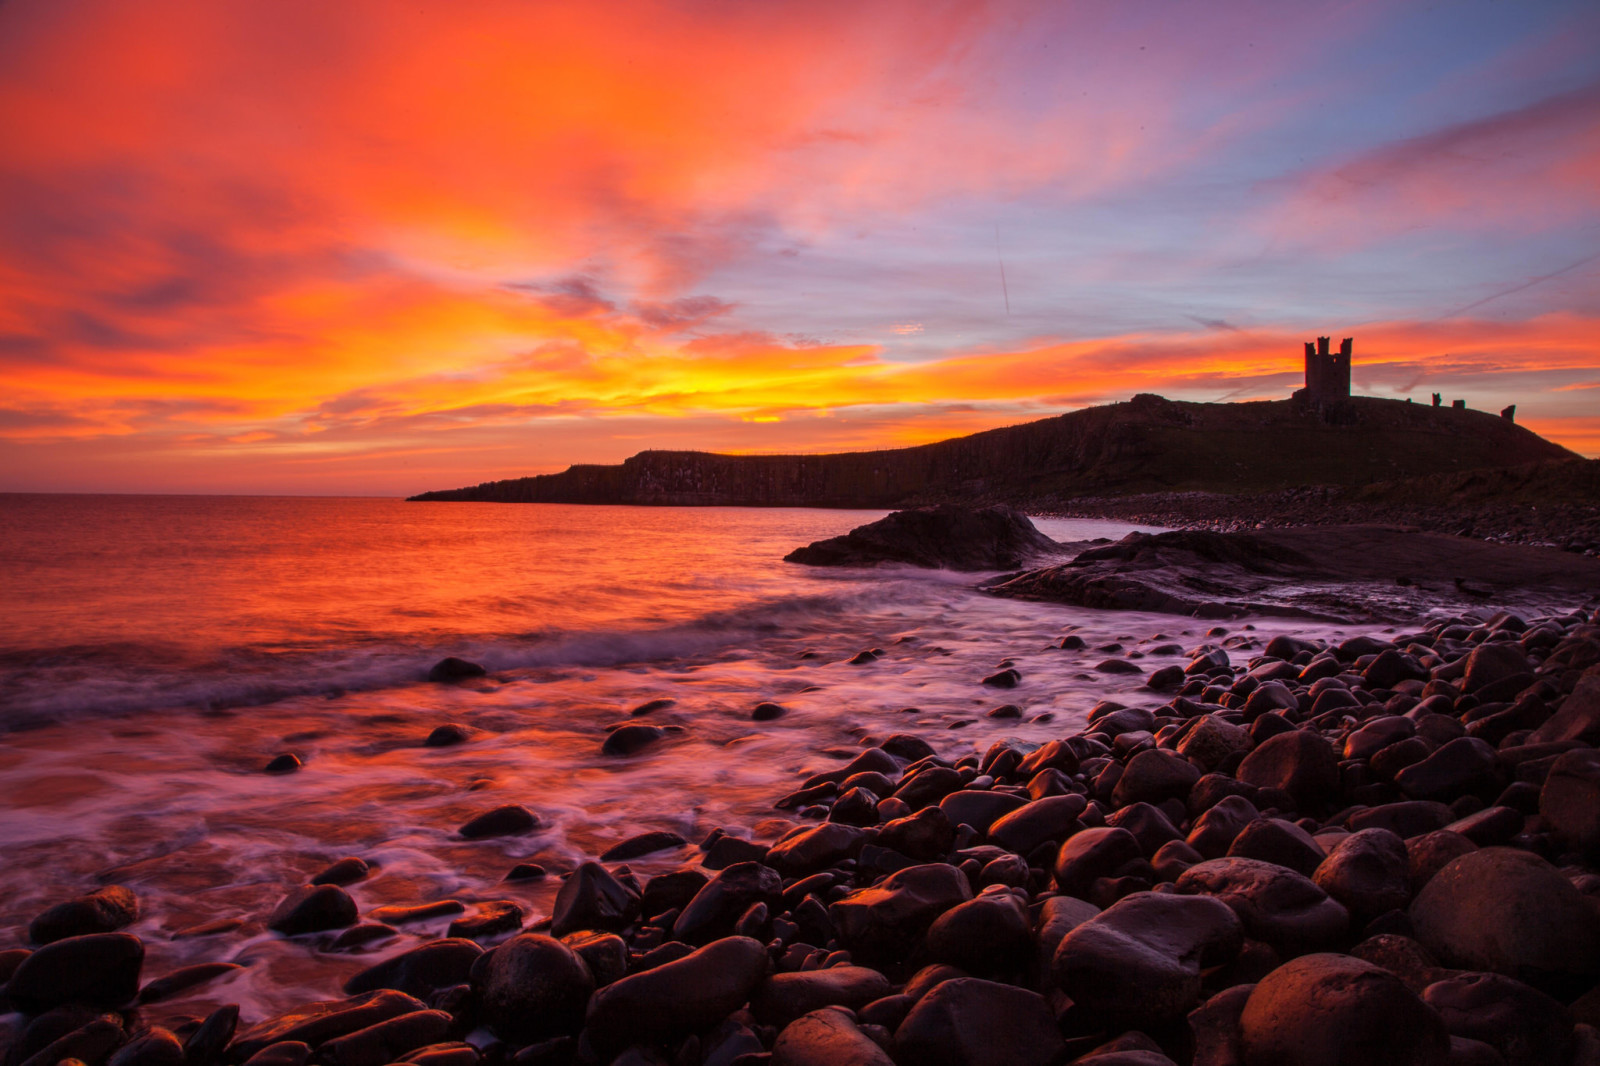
[448,900,525,940]
[1113,749,1202,808]
[1444,1037,1508,1066]
[601,724,665,756]
[893,977,1063,1066]
[772,1009,893,1066]
[344,939,483,999]
[583,936,768,1053]
[702,833,771,870]
[427,657,486,683]
[752,966,894,1027]
[1226,818,1325,878]
[367,901,464,926]
[6,932,143,1013]
[1186,794,1259,859]
[1240,952,1449,1066]
[504,862,547,882]
[1092,706,1157,738]
[1313,828,1411,922]
[468,934,592,1043]
[1177,715,1251,772]
[1072,1044,1177,1066]
[1530,674,1600,745]
[1344,715,1417,761]
[241,1043,312,1066]
[640,866,710,919]
[317,1011,451,1066]
[1035,894,1102,980]
[673,862,782,945]
[1362,649,1429,689]
[1095,659,1143,675]
[767,824,870,876]
[1175,857,1349,956]
[329,924,399,951]
[881,733,936,762]
[1410,847,1600,984]
[1243,680,1299,717]
[829,864,972,966]
[396,1044,477,1066]
[177,1004,239,1066]
[1147,664,1186,691]
[924,887,1033,976]
[1372,736,1433,781]
[1053,891,1243,1029]
[829,786,881,827]
[1540,748,1600,854]
[986,703,1022,719]
[1105,802,1183,855]
[264,753,302,774]
[1348,933,1456,996]
[1441,806,1522,847]
[424,724,470,747]
[1349,800,1456,839]
[1406,831,1478,894]
[876,807,956,863]
[1053,827,1144,898]
[752,701,788,721]
[1237,729,1339,810]
[1188,983,1253,1066]
[1422,972,1574,1066]
[893,766,966,808]
[311,858,370,887]
[1461,644,1531,695]
[550,861,640,937]
[106,1027,184,1066]
[14,1015,124,1066]
[230,990,427,1062]
[600,831,688,862]
[982,667,1021,688]
[27,886,140,946]
[457,804,540,839]
[1395,738,1500,802]
[559,931,629,987]
[987,794,1085,854]
[136,962,242,1003]
[1152,839,1204,882]
[937,790,1026,834]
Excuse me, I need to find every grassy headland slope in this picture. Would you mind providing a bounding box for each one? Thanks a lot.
[409,394,1577,508]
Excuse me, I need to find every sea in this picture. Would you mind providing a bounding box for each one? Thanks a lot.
[0,495,1372,1023]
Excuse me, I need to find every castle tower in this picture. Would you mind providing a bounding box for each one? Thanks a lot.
[1293,335,1353,419]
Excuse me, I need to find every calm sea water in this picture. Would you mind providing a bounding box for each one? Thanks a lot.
[0,495,1355,1023]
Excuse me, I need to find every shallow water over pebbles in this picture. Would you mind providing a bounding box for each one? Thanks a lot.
[0,498,1389,1025]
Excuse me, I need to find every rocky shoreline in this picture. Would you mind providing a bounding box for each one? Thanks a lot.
[6,599,1600,1066]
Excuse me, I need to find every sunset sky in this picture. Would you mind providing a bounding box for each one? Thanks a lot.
[1,0,1597,495]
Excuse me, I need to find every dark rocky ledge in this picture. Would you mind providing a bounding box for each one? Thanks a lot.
[784,504,1068,571]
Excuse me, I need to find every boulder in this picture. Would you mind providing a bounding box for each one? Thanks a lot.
[1053,827,1144,898]
[427,658,485,682]
[924,887,1033,976]
[469,934,593,1044]
[5,932,144,1012]
[343,939,483,999]
[767,824,870,876]
[673,862,782,945]
[1236,730,1339,810]
[316,1011,452,1066]
[772,1009,894,1066]
[229,990,426,1062]
[893,978,1063,1066]
[1238,953,1449,1065]
[1113,750,1202,808]
[1461,644,1531,695]
[1394,738,1499,802]
[1422,971,1574,1066]
[938,790,1026,833]
[1530,674,1600,744]
[987,795,1086,855]
[1540,747,1600,854]
[457,805,540,839]
[1177,716,1251,772]
[830,864,972,966]
[600,724,664,756]
[1312,828,1411,922]
[1409,847,1600,986]
[1186,795,1260,859]
[1226,818,1325,878]
[27,887,140,945]
[1406,830,1478,894]
[1052,891,1243,1028]
[783,505,1064,570]
[583,936,768,1052]
[876,807,957,863]
[550,862,639,937]
[752,966,894,1027]
[267,885,358,936]
[1175,858,1349,956]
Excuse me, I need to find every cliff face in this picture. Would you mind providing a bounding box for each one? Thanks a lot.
[409,395,1578,507]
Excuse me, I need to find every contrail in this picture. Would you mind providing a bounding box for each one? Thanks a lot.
[995,223,1011,316]
[1434,248,1600,320]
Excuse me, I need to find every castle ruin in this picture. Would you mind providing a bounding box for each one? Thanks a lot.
[1292,335,1353,420]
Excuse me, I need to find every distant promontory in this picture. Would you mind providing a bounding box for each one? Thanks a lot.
[408,394,1578,509]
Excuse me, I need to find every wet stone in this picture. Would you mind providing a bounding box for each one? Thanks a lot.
[583,936,769,1053]
[310,858,370,887]
[447,901,525,940]
[924,887,1033,977]
[344,939,483,999]
[28,886,140,946]
[829,863,972,967]
[469,934,593,1044]
[1175,857,1349,956]
[752,965,895,1027]
[550,861,640,937]
[457,804,540,839]
[893,977,1063,1066]
[264,754,302,774]
[423,724,470,747]
[673,861,782,946]
[600,831,688,862]
[229,990,427,1062]
[268,885,358,936]
[427,657,486,683]
[600,724,665,756]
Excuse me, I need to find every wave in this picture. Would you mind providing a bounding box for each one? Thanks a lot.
[0,576,961,729]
